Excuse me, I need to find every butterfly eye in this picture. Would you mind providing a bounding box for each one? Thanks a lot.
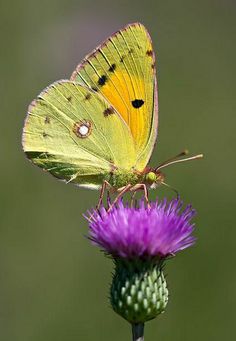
[145,171,156,184]
[73,121,92,138]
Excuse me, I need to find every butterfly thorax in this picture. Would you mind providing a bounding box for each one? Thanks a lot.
[109,170,140,189]
[108,169,164,190]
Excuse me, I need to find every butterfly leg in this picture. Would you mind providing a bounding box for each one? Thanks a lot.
[97,180,112,210]
[130,184,150,207]
[107,184,132,212]
[131,191,137,208]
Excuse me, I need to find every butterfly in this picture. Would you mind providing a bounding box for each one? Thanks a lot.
[22,23,202,208]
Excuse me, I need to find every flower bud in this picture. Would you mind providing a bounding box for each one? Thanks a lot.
[110,259,168,323]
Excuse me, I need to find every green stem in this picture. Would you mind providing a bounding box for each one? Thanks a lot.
[132,323,144,341]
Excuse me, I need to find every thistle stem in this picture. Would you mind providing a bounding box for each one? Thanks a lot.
[132,323,144,341]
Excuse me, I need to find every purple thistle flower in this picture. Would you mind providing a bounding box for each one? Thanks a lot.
[86,197,196,259]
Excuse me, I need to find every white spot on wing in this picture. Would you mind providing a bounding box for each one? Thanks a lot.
[73,120,92,138]
[79,125,89,136]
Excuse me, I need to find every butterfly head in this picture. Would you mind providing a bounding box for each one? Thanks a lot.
[144,151,203,191]
[145,170,165,189]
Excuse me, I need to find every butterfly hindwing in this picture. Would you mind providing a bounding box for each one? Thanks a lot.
[71,22,158,171]
[22,81,137,187]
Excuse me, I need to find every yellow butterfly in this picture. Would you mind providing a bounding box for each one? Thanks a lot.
[22,23,202,207]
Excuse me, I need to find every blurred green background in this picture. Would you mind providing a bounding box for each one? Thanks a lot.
[1,0,235,340]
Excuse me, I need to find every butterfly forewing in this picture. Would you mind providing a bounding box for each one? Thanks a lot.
[71,23,158,171]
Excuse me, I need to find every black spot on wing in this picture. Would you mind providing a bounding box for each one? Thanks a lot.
[85,93,91,100]
[91,86,98,92]
[108,64,116,72]
[103,107,115,117]
[45,116,50,124]
[132,99,144,109]
[98,75,107,86]
[146,49,153,57]
[67,96,72,102]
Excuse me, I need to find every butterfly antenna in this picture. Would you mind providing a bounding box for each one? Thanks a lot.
[155,153,203,171]
[162,182,179,198]
[156,149,189,170]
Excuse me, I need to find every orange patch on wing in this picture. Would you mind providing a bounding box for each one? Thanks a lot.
[97,70,146,147]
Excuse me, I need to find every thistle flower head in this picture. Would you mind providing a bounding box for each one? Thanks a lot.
[86,197,196,260]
